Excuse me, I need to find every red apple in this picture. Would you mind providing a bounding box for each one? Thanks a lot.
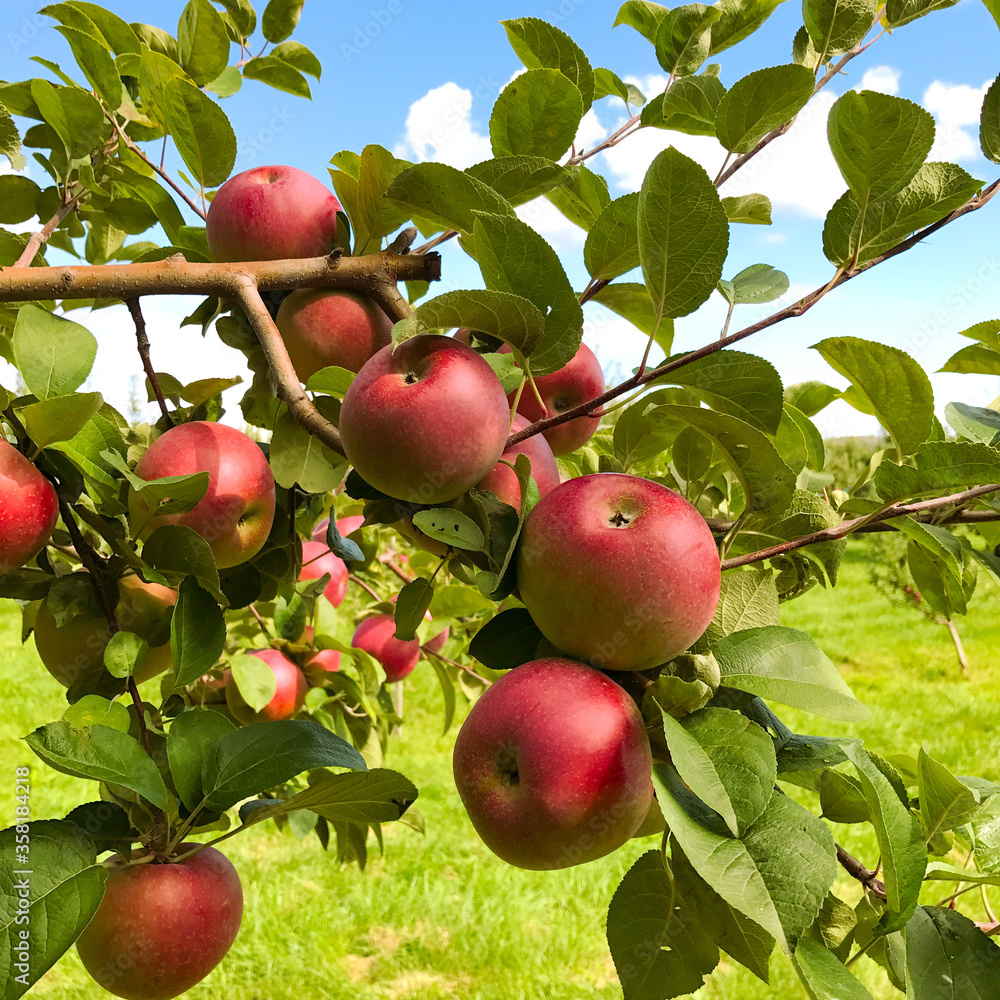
[299,540,348,607]
[339,335,511,504]
[311,515,365,544]
[33,574,177,688]
[516,473,720,671]
[0,439,58,573]
[206,165,341,262]
[351,613,420,681]
[76,844,242,1000]
[507,342,605,455]
[452,657,653,870]
[424,627,450,654]
[276,289,393,382]
[475,413,561,513]
[226,648,307,724]
[129,421,276,570]
[297,625,341,682]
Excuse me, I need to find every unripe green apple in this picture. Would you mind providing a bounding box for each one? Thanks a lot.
[453,657,653,869]
[516,473,720,670]
[33,574,177,688]
[76,845,243,1000]
[339,335,511,504]
[129,421,275,570]
[226,648,308,724]
[276,289,393,381]
[206,165,341,262]
[0,439,58,573]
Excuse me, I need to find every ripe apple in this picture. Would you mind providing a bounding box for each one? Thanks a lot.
[507,342,605,455]
[206,165,341,262]
[276,289,393,382]
[424,626,450,654]
[339,335,511,504]
[516,473,720,671]
[76,844,243,1000]
[311,515,365,544]
[299,540,348,607]
[351,613,420,681]
[452,657,653,870]
[33,574,177,689]
[129,421,276,570]
[0,439,58,573]
[476,413,561,513]
[297,627,341,683]
[226,648,307,724]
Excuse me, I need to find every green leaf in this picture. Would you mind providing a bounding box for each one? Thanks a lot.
[905,906,1000,999]
[103,630,149,679]
[0,176,39,225]
[229,650,276,711]
[270,40,322,78]
[161,77,236,187]
[242,55,310,97]
[793,936,875,1000]
[812,336,933,457]
[939,343,1000,377]
[842,743,925,931]
[390,290,545,357]
[592,282,661,339]
[545,164,610,230]
[655,4,721,76]
[30,79,108,159]
[714,626,868,721]
[827,91,935,204]
[490,68,584,161]
[305,366,355,397]
[658,707,776,836]
[26,722,169,809]
[584,193,639,281]
[387,161,514,236]
[0,106,25,171]
[918,747,983,840]
[819,768,870,823]
[393,578,433,641]
[700,567,779,647]
[142,525,222,604]
[202,719,367,812]
[214,0,257,39]
[471,212,583,376]
[62,695,131,733]
[411,509,484,552]
[709,0,787,55]
[614,1,671,43]
[606,850,720,1000]
[166,708,236,811]
[350,144,412,255]
[269,407,347,494]
[12,304,97,400]
[0,821,108,1000]
[729,263,789,304]
[923,862,1000,886]
[593,67,645,107]
[982,75,1000,163]
[803,0,877,58]
[170,576,226,688]
[886,0,961,27]
[501,17,595,111]
[654,768,836,950]
[662,404,794,514]
[640,75,725,136]
[638,146,729,324]
[716,64,815,154]
[466,156,570,207]
[21,392,104,449]
[945,401,1000,445]
[177,0,229,86]
[53,24,123,109]
[784,380,843,417]
[722,192,772,224]
[261,0,303,42]
[823,162,982,267]
[875,441,1000,501]
[468,608,546,671]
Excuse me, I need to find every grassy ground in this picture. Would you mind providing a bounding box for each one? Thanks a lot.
[2,540,999,999]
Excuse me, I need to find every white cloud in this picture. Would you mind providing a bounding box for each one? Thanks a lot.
[923,79,991,161]
[857,65,901,95]
[393,82,492,169]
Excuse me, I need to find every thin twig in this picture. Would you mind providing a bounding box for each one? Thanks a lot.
[378,552,416,584]
[13,189,86,268]
[349,574,382,602]
[125,298,172,425]
[421,644,491,686]
[837,844,888,901]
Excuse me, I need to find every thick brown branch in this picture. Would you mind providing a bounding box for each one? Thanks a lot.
[229,277,345,456]
[0,249,441,302]
[125,298,172,425]
[721,484,1000,571]
[507,177,999,450]
[837,844,887,901]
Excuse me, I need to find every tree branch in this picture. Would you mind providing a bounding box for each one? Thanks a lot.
[721,484,1000,571]
[506,177,999,449]
[125,298,172,425]
[420,644,491,686]
[13,188,86,268]
[837,843,887,901]
[703,508,1000,536]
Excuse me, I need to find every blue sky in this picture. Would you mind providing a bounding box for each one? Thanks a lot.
[2,0,999,435]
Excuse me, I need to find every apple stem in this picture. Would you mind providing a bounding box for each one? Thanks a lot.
[248,604,273,639]
[125,297,173,425]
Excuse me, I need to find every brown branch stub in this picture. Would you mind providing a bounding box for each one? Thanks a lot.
[836,844,888,901]
[125,298,173,426]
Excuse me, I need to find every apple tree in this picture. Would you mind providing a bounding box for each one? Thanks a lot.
[2,1,1000,998]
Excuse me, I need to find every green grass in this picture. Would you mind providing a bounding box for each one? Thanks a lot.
[3,540,999,999]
